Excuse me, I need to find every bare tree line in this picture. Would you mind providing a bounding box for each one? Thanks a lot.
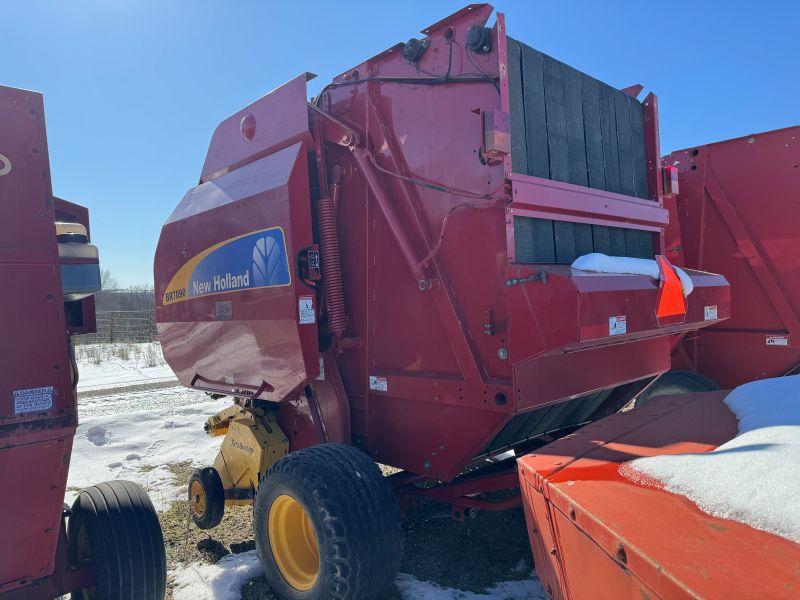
[96,269,155,312]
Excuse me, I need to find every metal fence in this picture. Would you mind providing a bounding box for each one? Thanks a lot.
[75,310,158,344]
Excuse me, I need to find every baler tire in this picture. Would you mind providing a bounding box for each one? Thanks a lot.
[188,467,225,530]
[254,443,403,600]
[67,480,166,600]
[634,370,720,408]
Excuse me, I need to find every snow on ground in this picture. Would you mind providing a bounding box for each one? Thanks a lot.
[171,552,263,600]
[394,572,546,600]
[170,552,545,600]
[77,383,210,418]
[624,375,800,543]
[72,342,543,599]
[68,392,226,510]
[571,253,694,295]
[69,342,226,509]
[75,342,176,392]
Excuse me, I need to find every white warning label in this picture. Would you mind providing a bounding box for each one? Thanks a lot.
[317,356,325,381]
[609,315,627,336]
[369,375,388,392]
[13,386,54,414]
[704,305,718,321]
[298,295,315,325]
[766,335,789,346]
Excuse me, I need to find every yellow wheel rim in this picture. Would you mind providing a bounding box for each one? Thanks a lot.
[190,480,206,518]
[268,494,319,590]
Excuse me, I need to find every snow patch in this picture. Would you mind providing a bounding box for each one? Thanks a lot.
[75,342,176,391]
[624,375,800,542]
[171,551,263,600]
[571,253,694,295]
[170,554,546,600]
[67,395,227,510]
[395,573,547,600]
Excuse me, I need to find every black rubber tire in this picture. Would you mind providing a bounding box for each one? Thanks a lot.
[254,443,403,600]
[634,370,720,408]
[188,467,225,530]
[67,480,166,600]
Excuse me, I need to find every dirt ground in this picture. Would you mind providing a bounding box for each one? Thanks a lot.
[161,464,536,599]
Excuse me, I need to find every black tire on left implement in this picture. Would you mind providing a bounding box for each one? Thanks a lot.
[634,370,720,408]
[67,480,166,600]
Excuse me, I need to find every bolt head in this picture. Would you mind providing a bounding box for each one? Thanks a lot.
[497,347,509,360]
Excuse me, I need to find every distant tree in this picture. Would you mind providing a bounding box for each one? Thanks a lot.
[101,268,118,291]
[95,269,155,311]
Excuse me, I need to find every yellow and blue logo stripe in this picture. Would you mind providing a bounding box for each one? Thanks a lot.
[163,227,291,305]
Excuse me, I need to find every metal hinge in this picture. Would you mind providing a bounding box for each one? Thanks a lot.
[505,271,547,287]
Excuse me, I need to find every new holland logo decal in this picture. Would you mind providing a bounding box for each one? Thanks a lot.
[163,227,291,305]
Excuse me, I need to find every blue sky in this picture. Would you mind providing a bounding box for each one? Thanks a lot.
[4,1,798,286]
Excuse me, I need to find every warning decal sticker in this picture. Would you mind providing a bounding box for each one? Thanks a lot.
[704,305,718,321]
[766,335,789,346]
[609,315,627,336]
[369,376,388,392]
[317,356,325,381]
[13,386,54,414]
[299,295,315,324]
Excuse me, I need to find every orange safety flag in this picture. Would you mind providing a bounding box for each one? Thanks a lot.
[655,255,686,325]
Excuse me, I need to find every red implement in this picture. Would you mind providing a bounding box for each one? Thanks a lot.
[518,391,800,600]
[664,126,800,387]
[155,4,730,486]
[0,84,164,600]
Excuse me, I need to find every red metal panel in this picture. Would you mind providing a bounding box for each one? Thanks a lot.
[509,174,669,231]
[665,126,800,386]
[200,73,314,183]
[514,337,670,412]
[156,140,319,400]
[364,396,509,481]
[0,85,75,589]
[518,391,800,599]
[0,437,73,593]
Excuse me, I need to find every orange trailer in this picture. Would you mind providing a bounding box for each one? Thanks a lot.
[517,391,799,599]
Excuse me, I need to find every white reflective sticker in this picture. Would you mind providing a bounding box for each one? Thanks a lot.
[369,375,388,392]
[766,335,789,346]
[13,386,54,414]
[298,295,315,324]
[704,305,718,321]
[609,315,627,336]
[317,356,325,381]
[215,300,232,321]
